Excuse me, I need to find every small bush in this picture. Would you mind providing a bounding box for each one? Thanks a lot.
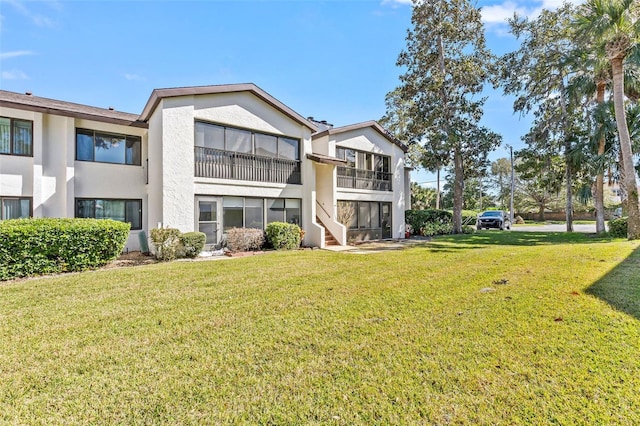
[515,215,525,224]
[226,228,265,252]
[420,222,453,237]
[150,228,181,261]
[462,225,476,234]
[265,222,301,250]
[0,218,129,281]
[405,209,452,235]
[608,217,628,238]
[179,232,206,258]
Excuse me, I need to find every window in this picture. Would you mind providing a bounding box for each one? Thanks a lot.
[1,197,31,219]
[337,146,389,172]
[76,129,141,165]
[75,198,142,230]
[255,133,277,157]
[336,147,356,167]
[340,201,388,230]
[195,121,300,160]
[223,197,244,231]
[222,197,301,231]
[0,117,33,156]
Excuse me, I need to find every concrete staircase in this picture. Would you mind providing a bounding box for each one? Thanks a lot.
[316,217,339,246]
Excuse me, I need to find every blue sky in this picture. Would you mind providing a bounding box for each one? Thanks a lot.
[0,0,581,186]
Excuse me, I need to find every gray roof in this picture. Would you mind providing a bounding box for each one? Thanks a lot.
[312,120,408,153]
[0,90,146,128]
[139,83,318,131]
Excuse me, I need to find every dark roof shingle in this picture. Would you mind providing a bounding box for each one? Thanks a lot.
[0,90,146,128]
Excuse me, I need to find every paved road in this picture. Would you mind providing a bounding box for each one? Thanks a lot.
[511,224,597,233]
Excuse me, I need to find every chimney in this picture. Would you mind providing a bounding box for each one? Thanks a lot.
[25,92,32,96]
[308,117,334,132]
[108,106,115,111]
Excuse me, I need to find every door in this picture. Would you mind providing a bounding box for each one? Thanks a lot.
[381,203,392,239]
[197,198,220,246]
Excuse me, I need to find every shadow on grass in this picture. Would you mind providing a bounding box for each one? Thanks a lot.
[586,244,640,321]
[430,231,612,248]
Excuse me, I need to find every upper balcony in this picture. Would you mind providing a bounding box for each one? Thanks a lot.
[337,166,392,192]
[194,146,301,184]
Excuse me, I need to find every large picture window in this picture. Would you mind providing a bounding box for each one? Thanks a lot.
[195,121,300,160]
[338,200,392,241]
[336,147,389,172]
[336,147,392,191]
[0,117,33,156]
[75,198,142,230]
[221,197,300,231]
[76,129,141,165]
[1,197,31,220]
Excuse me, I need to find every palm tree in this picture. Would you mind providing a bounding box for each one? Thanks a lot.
[576,0,640,238]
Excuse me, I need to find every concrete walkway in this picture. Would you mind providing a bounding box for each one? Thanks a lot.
[511,224,597,233]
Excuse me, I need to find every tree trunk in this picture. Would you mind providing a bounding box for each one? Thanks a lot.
[538,204,545,222]
[453,148,464,233]
[611,57,640,239]
[435,167,441,210]
[594,81,606,234]
[559,77,573,232]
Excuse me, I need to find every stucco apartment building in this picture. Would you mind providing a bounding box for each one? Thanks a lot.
[0,83,410,251]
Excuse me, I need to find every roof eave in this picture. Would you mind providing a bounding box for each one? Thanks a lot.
[0,100,147,128]
[312,120,408,153]
[138,83,318,132]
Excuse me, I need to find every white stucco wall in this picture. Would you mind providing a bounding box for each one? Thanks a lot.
[1,105,148,251]
[0,107,39,199]
[147,107,164,232]
[73,119,148,250]
[151,92,316,245]
[332,127,407,239]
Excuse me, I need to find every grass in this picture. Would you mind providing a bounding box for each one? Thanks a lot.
[1,232,639,424]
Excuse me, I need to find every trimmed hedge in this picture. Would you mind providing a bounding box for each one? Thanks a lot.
[265,222,301,250]
[226,228,265,252]
[0,218,129,281]
[608,217,628,238]
[150,228,181,261]
[180,232,207,258]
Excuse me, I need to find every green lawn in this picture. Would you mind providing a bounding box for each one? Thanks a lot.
[1,232,639,424]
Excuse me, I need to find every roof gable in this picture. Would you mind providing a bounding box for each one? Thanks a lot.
[312,120,408,153]
[139,83,317,131]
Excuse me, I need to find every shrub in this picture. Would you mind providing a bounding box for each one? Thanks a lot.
[150,228,181,261]
[226,228,265,252]
[462,225,476,234]
[405,209,452,235]
[0,218,129,281]
[265,222,301,250]
[608,217,628,238]
[179,232,206,258]
[515,215,525,224]
[419,222,453,237]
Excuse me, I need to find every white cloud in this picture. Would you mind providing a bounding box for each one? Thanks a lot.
[481,0,584,34]
[0,50,35,60]
[5,0,56,28]
[481,1,530,23]
[381,0,413,6]
[1,69,28,80]
[124,73,145,82]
